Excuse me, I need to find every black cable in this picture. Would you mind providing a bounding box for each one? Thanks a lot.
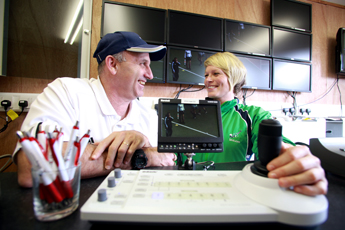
[287,91,297,115]
[0,108,10,133]
[0,107,24,133]
[0,154,13,172]
[336,76,343,116]
[242,89,248,105]
[174,85,205,99]
[242,88,256,106]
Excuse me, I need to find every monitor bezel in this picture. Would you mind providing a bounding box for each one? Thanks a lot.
[271,0,312,33]
[167,10,223,51]
[224,19,271,57]
[336,27,345,75]
[272,59,312,93]
[234,53,272,91]
[100,1,167,44]
[157,98,224,153]
[272,27,312,62]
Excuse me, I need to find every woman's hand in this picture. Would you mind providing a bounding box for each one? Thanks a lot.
[267,143,328,196]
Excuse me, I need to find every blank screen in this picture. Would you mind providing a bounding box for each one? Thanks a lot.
[273,60,311,92]
[225,20,270,56]
[272,28,311,61]
[235,54,271,90]
[168,10,223,51]
[102,2,166,43]
[271,0,312,32]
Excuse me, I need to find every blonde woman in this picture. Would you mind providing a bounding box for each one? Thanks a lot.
[186,52,327,196]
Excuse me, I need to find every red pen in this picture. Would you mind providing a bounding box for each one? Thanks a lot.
[78,129,91,163]
[73,137,81,167]
[48,133,74,199]
[64,121,79,163]
[66,136,80,180]
[37,124,48,161]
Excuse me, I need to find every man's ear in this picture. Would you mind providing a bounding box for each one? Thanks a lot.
[105,55,117,75]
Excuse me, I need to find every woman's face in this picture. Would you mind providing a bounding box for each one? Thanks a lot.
[204,65,234,104]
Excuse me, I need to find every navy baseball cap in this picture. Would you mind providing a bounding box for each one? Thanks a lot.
[93,31,166,64]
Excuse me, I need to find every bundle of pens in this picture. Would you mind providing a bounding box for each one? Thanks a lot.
[16,121,90,210]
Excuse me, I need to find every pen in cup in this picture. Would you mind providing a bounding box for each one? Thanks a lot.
[16,131,63,203]
[64,121,79,163]
[47,132,74,199]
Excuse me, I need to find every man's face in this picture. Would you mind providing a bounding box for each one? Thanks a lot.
[115,51,153,100]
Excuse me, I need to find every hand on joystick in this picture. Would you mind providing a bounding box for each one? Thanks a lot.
[251,119,282,177]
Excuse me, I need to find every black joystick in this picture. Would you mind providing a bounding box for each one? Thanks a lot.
[251,119,282,177]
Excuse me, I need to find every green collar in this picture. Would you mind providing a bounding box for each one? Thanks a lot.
[221,99,238,114]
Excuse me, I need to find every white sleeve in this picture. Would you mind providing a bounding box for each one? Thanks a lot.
[12,78,78,159]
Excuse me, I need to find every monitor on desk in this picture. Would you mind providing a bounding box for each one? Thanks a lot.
[157,98,223,153]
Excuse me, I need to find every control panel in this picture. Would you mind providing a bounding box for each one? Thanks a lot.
[81,167,328,226]
[158,142,223,153]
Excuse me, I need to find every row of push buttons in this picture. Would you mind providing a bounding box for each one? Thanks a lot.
[159,143,223,152]
[98,168,122,202]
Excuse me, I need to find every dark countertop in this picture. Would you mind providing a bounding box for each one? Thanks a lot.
[1,162,344,230]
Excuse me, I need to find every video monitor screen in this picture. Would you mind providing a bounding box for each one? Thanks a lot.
[272,59,312,92]
[101,1,166,44]
[225,20,271,56]
[158,98,223,153]
[235,54,272,90]
[271,0,312,32]
[272,27,312,62]
[168,10,223,51]
[167,47,216,85]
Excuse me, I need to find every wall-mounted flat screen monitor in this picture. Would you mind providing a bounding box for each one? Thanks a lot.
[168,10,223,51]
[336,27,345,75]
[101,1,166,44]
[225,20,271,56]
[272,27,312,62]
[167,47,216,85]
[271,0,312,32]
[234,54,272,90]
[272,59,312,92]
[157,98,223,153]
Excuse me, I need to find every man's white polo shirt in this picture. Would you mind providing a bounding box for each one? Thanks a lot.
[13,77,158,158]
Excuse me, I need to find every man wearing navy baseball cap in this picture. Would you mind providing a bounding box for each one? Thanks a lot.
[15,32,176,187]
[89,31,174,171]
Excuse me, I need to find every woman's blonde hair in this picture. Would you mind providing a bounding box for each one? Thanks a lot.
[204,52,246,94]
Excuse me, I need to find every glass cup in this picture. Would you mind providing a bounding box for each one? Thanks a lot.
[31,164,81,221]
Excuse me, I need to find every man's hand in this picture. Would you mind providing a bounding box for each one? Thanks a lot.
[144,147,176,167]
[267,143,328,196]
[90,130,151,169]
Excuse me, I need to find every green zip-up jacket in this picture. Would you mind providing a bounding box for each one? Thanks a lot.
[182,99,295,164]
